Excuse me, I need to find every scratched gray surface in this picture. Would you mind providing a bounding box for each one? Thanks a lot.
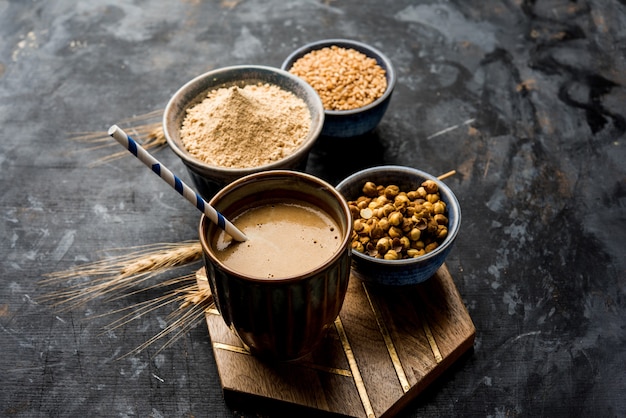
[1,1,625,417]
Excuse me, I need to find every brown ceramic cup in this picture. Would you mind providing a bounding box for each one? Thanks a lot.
[199,170,352,361]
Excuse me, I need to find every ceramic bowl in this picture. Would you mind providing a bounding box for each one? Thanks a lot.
[163,65,325,199]
[281,39,396,138]
[199,170,352,361]
[336,165,461,286]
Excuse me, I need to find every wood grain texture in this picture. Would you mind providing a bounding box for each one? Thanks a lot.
[199,264,475,417]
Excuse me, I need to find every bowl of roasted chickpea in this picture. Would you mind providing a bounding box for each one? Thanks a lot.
[336,165,461,285]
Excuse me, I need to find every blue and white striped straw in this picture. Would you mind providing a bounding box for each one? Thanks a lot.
[108,125,247,242]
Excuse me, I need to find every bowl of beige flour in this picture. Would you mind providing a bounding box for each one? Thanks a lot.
[163,65,325,199]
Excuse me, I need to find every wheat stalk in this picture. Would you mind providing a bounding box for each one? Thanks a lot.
[40,241,202,311]
[68,109,166,167]
[40,241,212,357]
[122,280,214,359]
[94,270,214,359]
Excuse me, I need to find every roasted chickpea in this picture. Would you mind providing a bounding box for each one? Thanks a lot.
[372,207,385,219]
[412,240,425,250]
[360,207,373,219]
[394,194,410,209]
[408,227,421,241]
[347,180,449,260]
[382,203,395,217]
[407,248,425,258]
[349,204,360,218]
[376,237,392,254]
[384,249,400,260]
[352,241,364,252]
[401,218,413,233]
[388,211,403,226]
[362,181,378,197]
[384,185,400,199]
[426,193,440,203]
[425,241,439,253]
[370,221,385,239]
[388,226,403,239]
[374,195,390,205]
[433,201,446,215]
[422,180,438,194]
[353,218,366,232]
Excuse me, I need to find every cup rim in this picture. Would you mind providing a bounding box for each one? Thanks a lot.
[199,170,352,283]
[336,165,461,266]
[163,65,325,174]
[281,38,396,115]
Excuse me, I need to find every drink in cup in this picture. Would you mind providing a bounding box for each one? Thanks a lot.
[199,170,352,361]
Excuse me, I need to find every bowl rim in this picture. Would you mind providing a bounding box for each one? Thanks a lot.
[199,170,353,283]
[281,38,396,116]
[162,65,325,174]
[336,165,461,266]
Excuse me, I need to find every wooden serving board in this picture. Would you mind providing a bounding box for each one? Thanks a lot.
[198,264,475,418]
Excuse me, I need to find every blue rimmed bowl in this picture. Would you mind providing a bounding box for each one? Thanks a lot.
[281,39,395,138]
[163,65,325,199]
[336,165,461,286]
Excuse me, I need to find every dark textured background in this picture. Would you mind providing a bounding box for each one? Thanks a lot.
[1,1,624,416]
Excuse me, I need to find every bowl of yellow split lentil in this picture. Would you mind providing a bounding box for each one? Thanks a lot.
[281,39,396,138]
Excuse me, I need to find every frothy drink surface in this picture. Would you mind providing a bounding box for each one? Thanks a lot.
[214,201,342,279]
